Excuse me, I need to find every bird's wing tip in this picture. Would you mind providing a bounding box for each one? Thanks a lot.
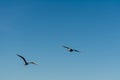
[16,53,20,55]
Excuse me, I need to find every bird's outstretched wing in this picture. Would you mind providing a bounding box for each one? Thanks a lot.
[62,45,70,49]
[74,49,84,54]
[16,54,27,64]
[28,62,37,65]
[73,49,80,52]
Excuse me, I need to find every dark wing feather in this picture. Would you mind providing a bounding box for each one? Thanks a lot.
[28,62,37,65]
[16,54,27,64]
[62,45,70,49]
[73,49,80,52]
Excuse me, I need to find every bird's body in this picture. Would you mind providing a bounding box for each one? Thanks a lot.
[62,45,80,53]
[68,48,74,52]
[16,54,37,65]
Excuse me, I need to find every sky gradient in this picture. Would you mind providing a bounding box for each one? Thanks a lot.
[0,0,120,80]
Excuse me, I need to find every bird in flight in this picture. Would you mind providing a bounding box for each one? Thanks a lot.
[16,54,37,65]
[62,45,80,53]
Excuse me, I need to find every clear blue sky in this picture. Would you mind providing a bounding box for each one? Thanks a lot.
[0,0,120,80]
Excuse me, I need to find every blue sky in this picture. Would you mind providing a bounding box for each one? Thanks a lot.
[0,0,120,80]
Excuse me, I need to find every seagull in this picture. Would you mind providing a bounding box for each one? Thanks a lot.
[16,54,37,65]
[62,45,80,53]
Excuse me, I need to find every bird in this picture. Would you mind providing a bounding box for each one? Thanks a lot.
[62,45,80,53]
[16,54,37,65]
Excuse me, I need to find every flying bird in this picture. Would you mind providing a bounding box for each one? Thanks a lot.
[16,54,37,65]
[62,45,80,53]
